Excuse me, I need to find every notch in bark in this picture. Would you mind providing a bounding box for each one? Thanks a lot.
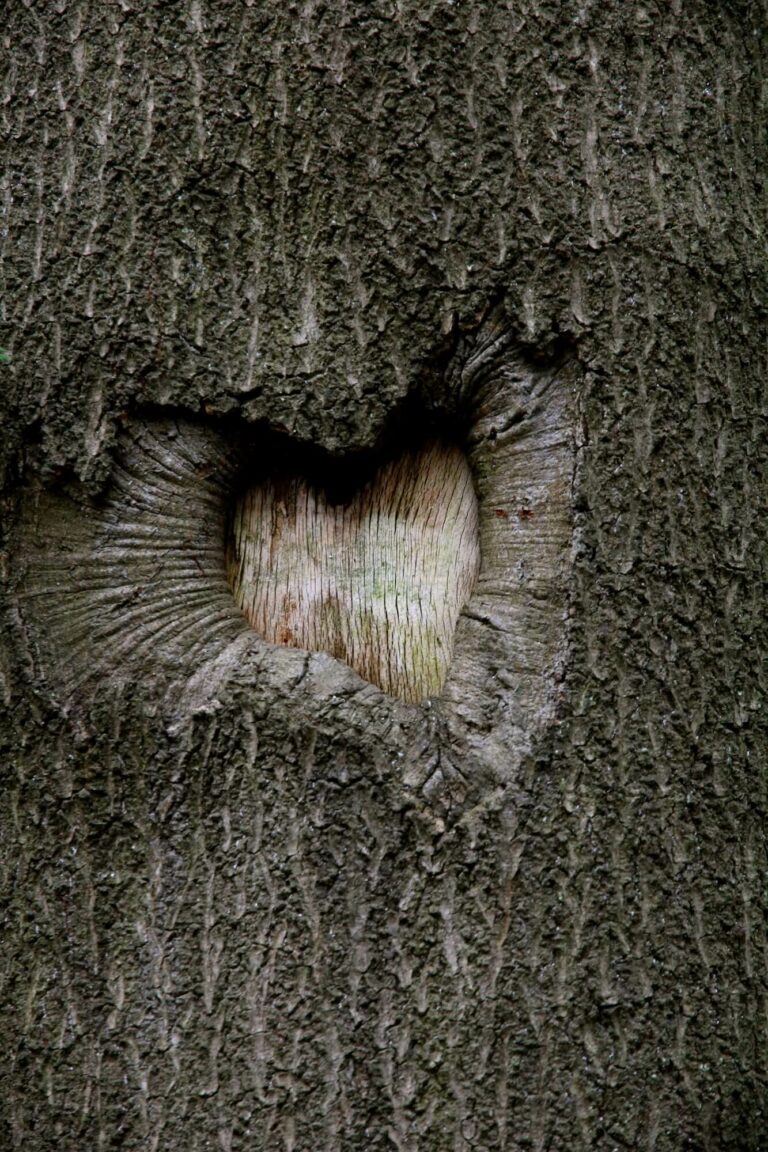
[12,321,576,788]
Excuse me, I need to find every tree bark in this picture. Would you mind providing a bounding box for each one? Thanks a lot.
[1,2,766,1150]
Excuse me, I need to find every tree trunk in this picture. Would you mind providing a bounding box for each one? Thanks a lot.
[1,2,766,1149]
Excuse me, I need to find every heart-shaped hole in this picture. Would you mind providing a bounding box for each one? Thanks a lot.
[227,441,480,702]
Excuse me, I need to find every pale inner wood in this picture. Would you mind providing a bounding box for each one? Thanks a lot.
[227,442,480,702]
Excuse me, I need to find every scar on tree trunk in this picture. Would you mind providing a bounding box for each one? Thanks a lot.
[227,442,480,703]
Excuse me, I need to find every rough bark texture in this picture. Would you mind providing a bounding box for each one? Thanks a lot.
[1,2,767,1150]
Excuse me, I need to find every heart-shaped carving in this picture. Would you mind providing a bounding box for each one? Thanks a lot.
[227,442,480,702]
[17,345,575,782]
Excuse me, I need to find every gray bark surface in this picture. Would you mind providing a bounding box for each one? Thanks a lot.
[1,2,766,1149]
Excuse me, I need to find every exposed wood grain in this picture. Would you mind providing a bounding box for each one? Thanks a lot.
[228,443,479,703]
[14,347,574,780]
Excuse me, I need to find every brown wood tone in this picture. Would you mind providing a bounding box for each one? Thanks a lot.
[228,443,480,703]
